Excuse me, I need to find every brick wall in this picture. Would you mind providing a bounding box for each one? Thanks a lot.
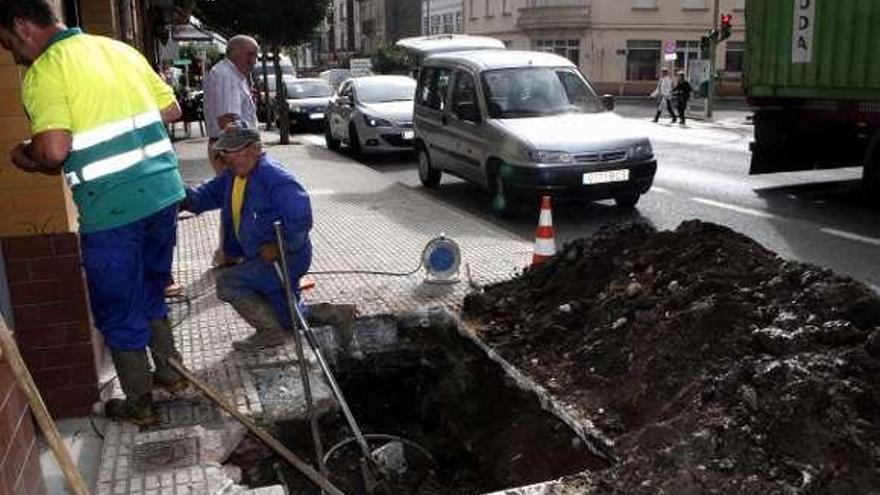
[0,359,47,495]
[2,234,98,419]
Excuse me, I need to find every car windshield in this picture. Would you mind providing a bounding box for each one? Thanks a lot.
[357,79,416,103]
[481,67,602,119]
[286,80,333,99]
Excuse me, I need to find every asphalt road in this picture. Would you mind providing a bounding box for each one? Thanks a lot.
[292,101,880,292]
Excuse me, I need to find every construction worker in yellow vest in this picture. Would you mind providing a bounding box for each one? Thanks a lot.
[0,0,186,427]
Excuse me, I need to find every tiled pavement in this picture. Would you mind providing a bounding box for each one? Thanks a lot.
[93,134,534,494]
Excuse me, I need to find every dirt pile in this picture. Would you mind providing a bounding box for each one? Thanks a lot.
[463,220,880,494]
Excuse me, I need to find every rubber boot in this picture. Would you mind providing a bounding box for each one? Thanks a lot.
[230,295,291,352]
[653,111,661,123]
[105,350,157,427]
[149,318,188,393]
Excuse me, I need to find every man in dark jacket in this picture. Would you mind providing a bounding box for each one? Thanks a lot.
[672,70,693,126]
[183,125,312,351]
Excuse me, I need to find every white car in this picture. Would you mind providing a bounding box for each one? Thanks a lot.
[324,75,417,155]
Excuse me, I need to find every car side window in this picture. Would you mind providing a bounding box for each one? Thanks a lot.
[451,71,479,123]
[417,67,451,111]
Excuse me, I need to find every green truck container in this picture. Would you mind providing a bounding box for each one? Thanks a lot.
[744,0,880,191]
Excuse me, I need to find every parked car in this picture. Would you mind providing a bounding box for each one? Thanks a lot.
[324,75,417,155]
[412,48,656,212]
[280,78,334,130]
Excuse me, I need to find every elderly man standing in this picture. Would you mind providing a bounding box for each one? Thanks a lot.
[183,126,312,351]
[203,35,259,266]
[0,0,186,426]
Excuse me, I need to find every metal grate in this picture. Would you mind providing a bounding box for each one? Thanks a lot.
[131,437,200,473]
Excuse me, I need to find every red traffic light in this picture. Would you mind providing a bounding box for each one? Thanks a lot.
[721,13,733,26]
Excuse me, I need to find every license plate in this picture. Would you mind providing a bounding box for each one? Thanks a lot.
[582,169,630,185]
[402,130,414,140]
[309,113,324,120]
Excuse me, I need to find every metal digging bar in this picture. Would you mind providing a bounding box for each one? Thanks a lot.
[272,222,379,473]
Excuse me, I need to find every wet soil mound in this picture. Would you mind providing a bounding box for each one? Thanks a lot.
[463,220,880,494]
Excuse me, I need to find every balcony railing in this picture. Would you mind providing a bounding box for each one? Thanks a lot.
[518,0,591,31]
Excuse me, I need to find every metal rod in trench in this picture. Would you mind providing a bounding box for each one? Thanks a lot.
[271,224,327,481]
[272,221,378,469]
[165,357,347,495]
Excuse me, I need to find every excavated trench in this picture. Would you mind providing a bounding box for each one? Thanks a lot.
[227,314,605,495]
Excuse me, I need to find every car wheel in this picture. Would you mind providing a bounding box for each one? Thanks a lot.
[348,124,362,157]
[325,122,341,151]
[418,148,441,188]
[614,192,641,208]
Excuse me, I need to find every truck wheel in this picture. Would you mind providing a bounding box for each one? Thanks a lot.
[417,148,441,188]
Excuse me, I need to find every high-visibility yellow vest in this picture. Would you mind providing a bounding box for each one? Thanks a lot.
[23,28,184,233]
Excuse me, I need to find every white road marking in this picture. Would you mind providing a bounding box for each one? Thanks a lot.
[650,186,671,194]
[820,228,880,247]
[309,189,336,196]
[871,285,880,296]
[690,197,778,219]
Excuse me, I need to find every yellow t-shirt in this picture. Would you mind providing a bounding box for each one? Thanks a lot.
[231,176,248,236]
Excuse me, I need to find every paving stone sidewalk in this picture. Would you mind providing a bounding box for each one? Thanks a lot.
[93,135,533,495]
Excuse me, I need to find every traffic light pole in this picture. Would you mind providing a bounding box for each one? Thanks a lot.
[706,0,721,119]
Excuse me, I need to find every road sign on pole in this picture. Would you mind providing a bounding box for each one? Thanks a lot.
[664,40,677,54]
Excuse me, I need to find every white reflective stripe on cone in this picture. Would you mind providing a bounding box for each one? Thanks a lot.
[538,209,553,227]
[534,238,557,256]
[80,138,173,182]
[71,110,163,151]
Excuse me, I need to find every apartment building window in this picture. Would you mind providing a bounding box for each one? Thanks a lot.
[443,13,454,33]
[534,39,581,66]
[626,40,661,80]
[469,0,476,19]
[431,15,442,34]
[502,0,511,15]
[455,12,463,33]
[631,0,658,9]
[674,40,701,74]
[681,0,706,9]
[725,41,744,73]
[422,16,429,35]
[485,0,492,17]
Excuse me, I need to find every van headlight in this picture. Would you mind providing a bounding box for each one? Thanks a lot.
[529,150,574,164]
[629,141,653,160]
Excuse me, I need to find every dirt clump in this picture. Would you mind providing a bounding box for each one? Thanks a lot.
[463,220,880,494]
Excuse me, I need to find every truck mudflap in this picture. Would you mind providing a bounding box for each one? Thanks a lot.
[750,108,875,175]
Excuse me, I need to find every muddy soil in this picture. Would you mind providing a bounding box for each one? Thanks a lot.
[463,220,880,494]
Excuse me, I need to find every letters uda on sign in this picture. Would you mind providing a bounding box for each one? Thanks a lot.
[792,0,816,64]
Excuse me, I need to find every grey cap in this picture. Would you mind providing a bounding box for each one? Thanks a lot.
[212,125,260,152]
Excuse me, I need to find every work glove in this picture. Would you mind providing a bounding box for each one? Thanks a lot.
[260,243,280,263]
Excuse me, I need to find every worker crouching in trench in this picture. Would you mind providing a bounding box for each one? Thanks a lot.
[182,125,313,352]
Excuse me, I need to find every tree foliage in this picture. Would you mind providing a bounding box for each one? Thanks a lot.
[371,44,415,75]
[194,0,329,47]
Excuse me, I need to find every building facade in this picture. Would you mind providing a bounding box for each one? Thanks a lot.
[422,0,464,35]
[464,0,745,95]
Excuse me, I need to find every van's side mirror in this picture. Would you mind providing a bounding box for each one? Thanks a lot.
[602,94,615,112]
[455,102,481,123]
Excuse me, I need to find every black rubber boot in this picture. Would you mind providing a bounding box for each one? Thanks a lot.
[105,350,156,427]
[653,111,661,123]
[230,295,291,352]
[149,318,188,393]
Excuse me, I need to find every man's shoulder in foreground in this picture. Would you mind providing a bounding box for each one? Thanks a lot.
[256,154,304,185]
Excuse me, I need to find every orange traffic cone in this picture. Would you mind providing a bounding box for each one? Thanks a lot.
[532,195,557,266]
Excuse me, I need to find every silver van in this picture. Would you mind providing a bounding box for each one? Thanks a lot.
[412,48,657,211]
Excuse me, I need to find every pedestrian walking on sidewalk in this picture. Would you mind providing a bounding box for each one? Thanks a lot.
[0,0,187,427]
[181,125,313,352]
[651,67,676,123]
[203,35,259,267]
[672,71,693,126]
